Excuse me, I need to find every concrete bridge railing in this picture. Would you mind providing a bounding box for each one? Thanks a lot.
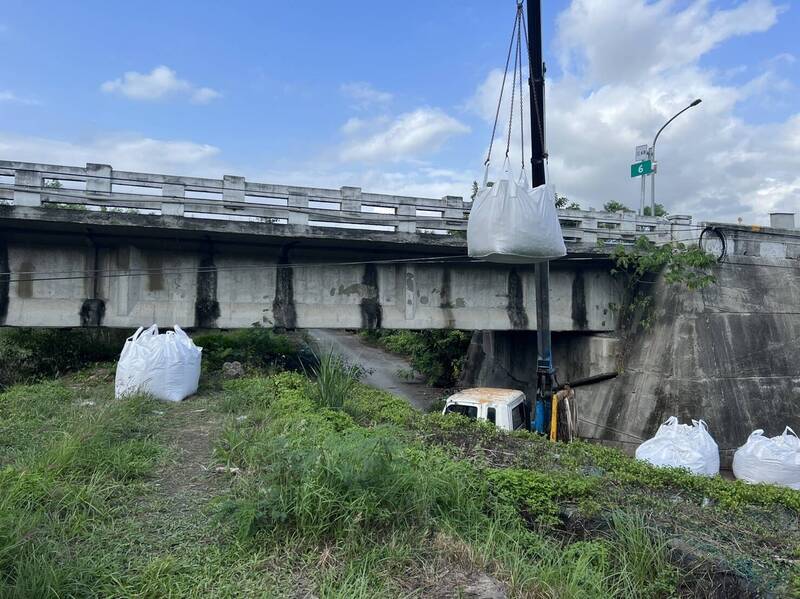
[0,160,678,246]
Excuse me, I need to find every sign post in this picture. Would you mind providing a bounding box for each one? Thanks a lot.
[634,145,650,215]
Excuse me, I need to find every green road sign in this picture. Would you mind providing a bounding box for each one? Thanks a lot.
[631,160,653,178]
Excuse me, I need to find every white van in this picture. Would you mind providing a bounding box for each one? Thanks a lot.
[442,388,528,432]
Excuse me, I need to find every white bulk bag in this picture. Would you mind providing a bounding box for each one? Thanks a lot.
[115,324,202,402]
[467,169,566,264]
[635,417,720,476]
[732,428,800,490]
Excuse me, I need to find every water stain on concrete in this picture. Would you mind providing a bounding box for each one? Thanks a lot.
[359,264,381,329]
[272,246,296,329]
[571,270,588,329]
[506,268,529,329]
[146,253,165,292]
[195,253,220,328]
[80,298,105,326]
[0,242,9,324]
[17,260,34,299]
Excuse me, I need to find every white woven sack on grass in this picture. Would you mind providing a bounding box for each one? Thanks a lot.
[732,428,800,490]
[467,169,566,264]
[115,324,202,402]
[635,416,720,476]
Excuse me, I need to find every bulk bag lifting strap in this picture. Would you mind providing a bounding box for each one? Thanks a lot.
[466,2,565,264]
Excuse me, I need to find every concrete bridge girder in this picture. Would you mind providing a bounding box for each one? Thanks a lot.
[0,238,621,331]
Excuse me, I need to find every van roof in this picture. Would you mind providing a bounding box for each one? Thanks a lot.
[446,387,525,405]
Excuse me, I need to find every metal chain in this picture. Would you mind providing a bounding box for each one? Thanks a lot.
[485,10,520,168]
[517,17,525,171]
[505,14,520,160]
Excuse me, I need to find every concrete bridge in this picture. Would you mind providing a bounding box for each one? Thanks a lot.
[0,160,689,330]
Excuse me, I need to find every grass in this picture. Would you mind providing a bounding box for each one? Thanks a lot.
[0,377,163,597]
[210,371,697,597]
[1,353,799,597]
[306,348,364,409]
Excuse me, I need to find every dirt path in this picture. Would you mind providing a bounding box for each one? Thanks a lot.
[307,329,445,411]
[154,402,224,502]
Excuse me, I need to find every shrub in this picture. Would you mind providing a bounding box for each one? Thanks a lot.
[193,327,307,374]
[367,330,471,387]
[487,468,598,525]
[0,328,130,389]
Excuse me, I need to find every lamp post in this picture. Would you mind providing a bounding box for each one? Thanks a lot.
[649,98,702,216]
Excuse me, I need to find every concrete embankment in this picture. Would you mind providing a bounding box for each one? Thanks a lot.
[464,245,800,466]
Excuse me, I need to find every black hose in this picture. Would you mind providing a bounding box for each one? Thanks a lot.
[559,371,618,390]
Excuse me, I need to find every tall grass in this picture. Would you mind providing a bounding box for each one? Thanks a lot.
[0,381,162,597]
[307,348,363,409]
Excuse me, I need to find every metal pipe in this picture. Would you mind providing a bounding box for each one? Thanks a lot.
[559,371,619,390]
[527,0,554,434]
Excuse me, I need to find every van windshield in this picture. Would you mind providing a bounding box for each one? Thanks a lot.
[445,404,478,420]
[511,402,526,430]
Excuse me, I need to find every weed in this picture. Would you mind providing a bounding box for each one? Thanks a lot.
[307,348,364,409]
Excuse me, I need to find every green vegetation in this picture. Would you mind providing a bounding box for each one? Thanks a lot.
[0,326,304,390]
[609,235,717,330]
[603,200,634,213]
[643,203,668,217]
[362,329,471,386]
[306,348,364,409]
[0,328,130,389]
[1,335,798,597]
[193,326,306,374]
[0,378,162,596]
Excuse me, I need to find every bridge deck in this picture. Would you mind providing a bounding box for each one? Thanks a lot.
[0,160,695,330]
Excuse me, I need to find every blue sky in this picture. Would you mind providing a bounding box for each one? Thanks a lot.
[1,0,798,223]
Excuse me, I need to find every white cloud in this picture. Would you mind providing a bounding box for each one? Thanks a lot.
[340,108,469,163]
[340,82,393,109]
[556,0,781,84]
[469,0,798,224]
[0,132,222,175]
[100,66,221,104]
[0,90,40,105]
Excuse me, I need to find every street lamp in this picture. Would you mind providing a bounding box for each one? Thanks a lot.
[649,98,702,216]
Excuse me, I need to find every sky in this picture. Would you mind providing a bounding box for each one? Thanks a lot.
[1,0,798,224]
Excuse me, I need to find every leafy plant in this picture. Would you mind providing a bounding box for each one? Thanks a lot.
[603,201,634,213]
[0,328,130,389]
[367,330,470,387]
[643,203,667,217]
[193,326,305,374]
[608,235,716,331]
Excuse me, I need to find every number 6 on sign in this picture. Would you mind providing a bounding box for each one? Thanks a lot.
[631,160,653,178]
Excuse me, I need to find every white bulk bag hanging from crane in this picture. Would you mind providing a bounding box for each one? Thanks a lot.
[467,4,565,264]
